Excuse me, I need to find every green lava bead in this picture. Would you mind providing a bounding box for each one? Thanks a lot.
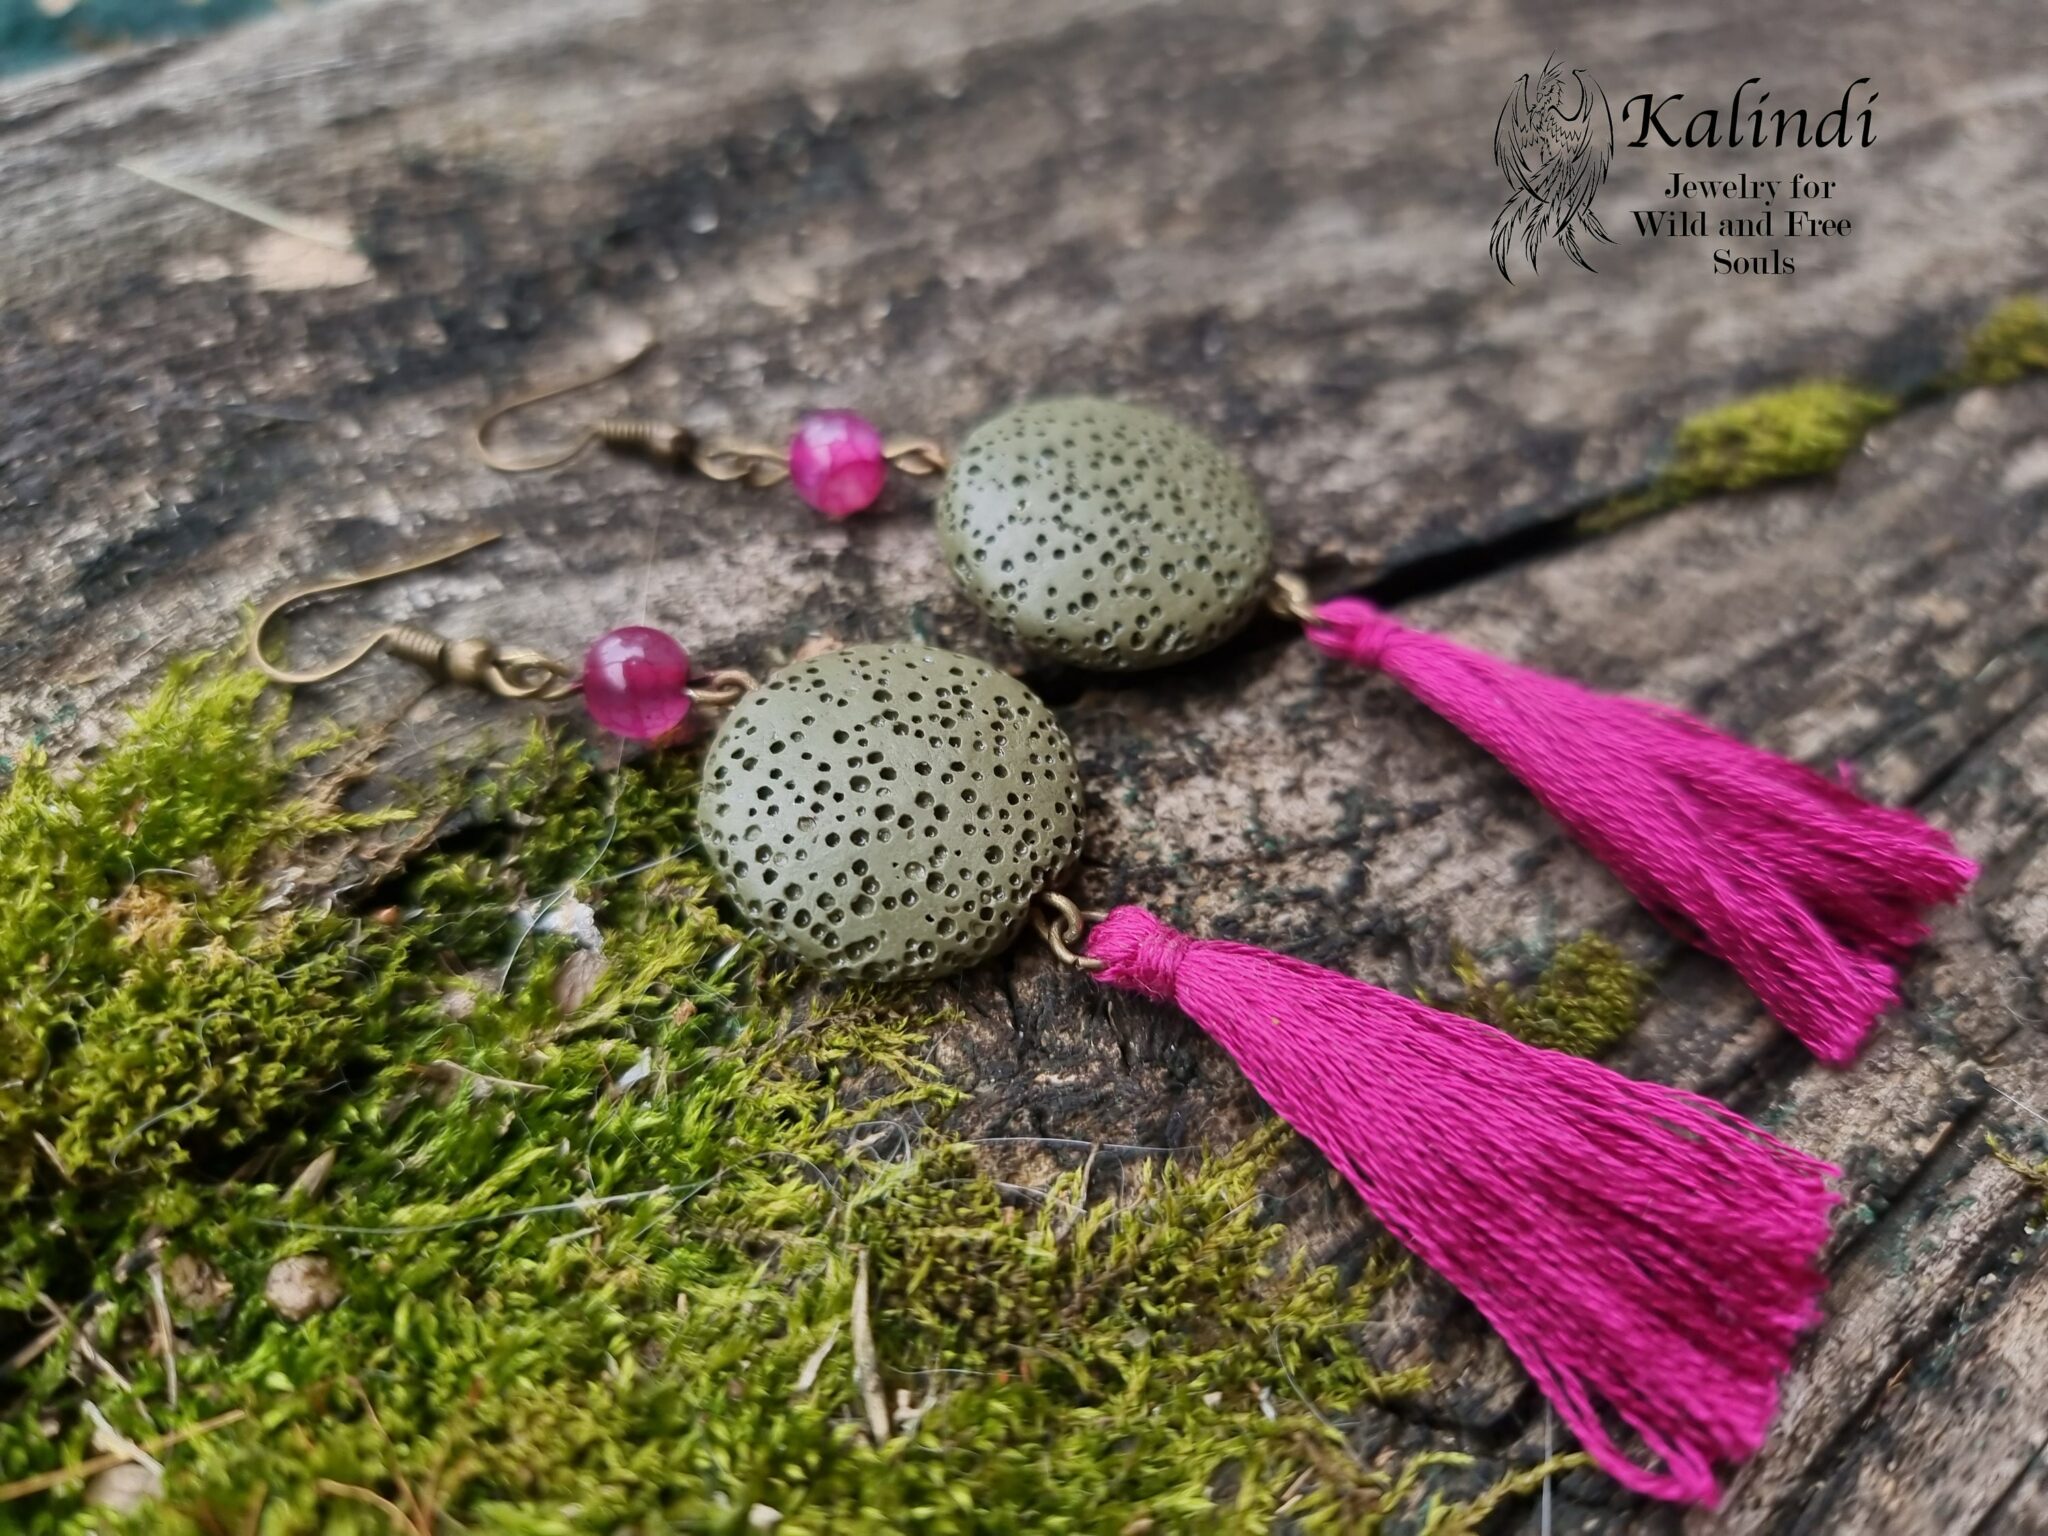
[697,643,1082,982]
[937,398,1273,670]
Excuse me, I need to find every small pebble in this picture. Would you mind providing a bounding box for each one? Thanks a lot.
[551,949,609,1015]
[165,1253,232,1316]
[264,1255,343,1321]
[84,1461,160,1512]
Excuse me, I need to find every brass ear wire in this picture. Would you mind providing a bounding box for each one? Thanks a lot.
[249,530,578,700]
[472,339,800,485]
[472,338,693,472]
[472,335,949,493]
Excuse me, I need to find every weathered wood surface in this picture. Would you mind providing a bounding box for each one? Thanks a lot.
[5,0,2048,1529]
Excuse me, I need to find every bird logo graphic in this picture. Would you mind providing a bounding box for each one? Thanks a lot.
[1491,57,1614,282]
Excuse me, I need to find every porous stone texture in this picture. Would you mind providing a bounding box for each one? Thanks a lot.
[698,644,1081,981]
[938,399,1272,671]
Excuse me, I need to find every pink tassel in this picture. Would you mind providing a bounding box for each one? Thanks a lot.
[1085,905,1836,1506]
[1304,599,1975,1064]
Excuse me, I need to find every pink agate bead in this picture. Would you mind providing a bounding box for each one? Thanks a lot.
[582,626,691,741]
[788,410,886,518]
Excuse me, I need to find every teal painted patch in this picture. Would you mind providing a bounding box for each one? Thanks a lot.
[1,0,286,75]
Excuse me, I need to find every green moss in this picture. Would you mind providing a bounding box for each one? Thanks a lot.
[1445,935,1648,1057]
[1582,381,1898,533]
[0,667,1574,1533]
[1988,1135,2048,1212]
[1952,296,2048,388]
[1573,294,2048,536]
[0,662,402,1203]
[1662,381,1899,494]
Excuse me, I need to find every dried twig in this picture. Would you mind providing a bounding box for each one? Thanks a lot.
[84,1400,162,1476]
[349,1377,425,1527]
[5,1319,66,1374]
[32,1132,72,1182]
[850,1249,890,1443]
[1056,1141,1102,1242]
[416,1059,546,1102]
[792,1321,841,1396]
[117,159,357,250]
[314,1478,419,1533]
[148,1264,179,1407]
[37,1291,132,1394]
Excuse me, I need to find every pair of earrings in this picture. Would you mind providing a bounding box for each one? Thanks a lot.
[247,350,1973,1506]
[479,346,1975,1063]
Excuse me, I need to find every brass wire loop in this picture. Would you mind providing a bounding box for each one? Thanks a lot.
[883,437,950,477]
[688,669,758,708]
[248,531,578,701]
[691,440,790,488]
[1032,892,1106,973]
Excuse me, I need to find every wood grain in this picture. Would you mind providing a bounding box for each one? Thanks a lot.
[5,1,2047,1527]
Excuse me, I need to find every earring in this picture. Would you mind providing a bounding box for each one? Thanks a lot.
[248,529,755,740]
[471,339,947,510]
[252,536,1837,1504]
[475,366,1975,1063]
